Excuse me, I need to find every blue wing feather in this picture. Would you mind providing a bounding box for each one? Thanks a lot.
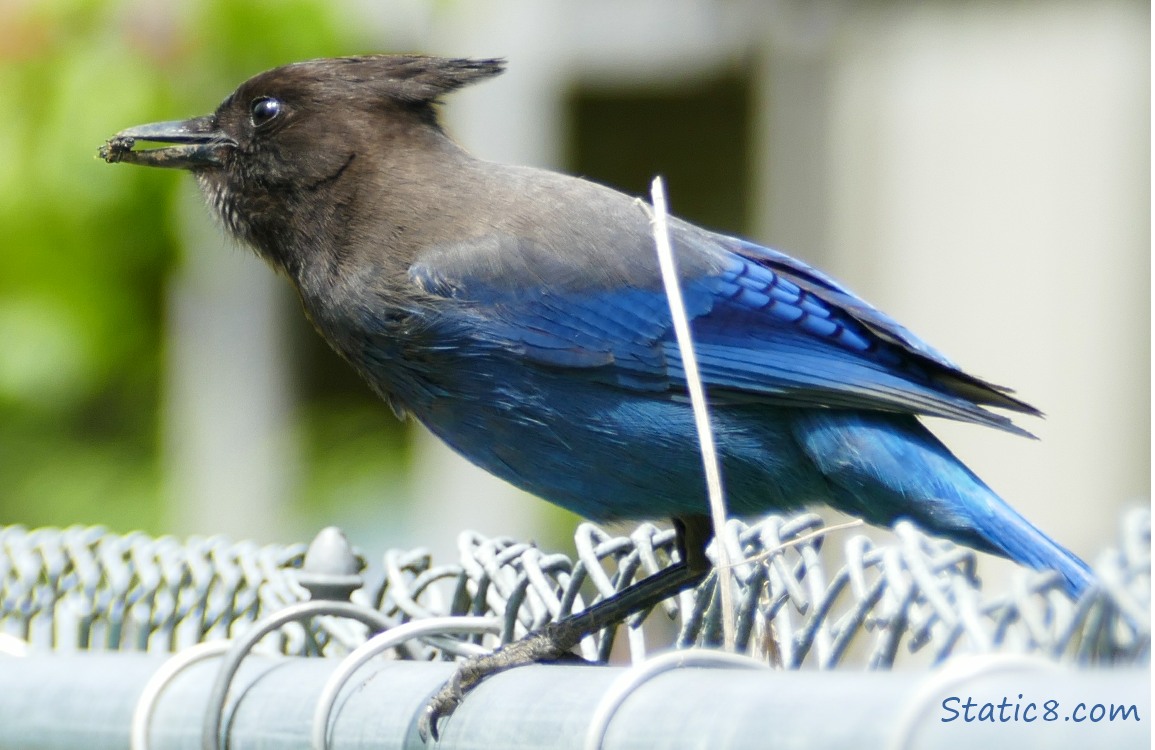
[409,223,1037,435]
[728,238,962,368]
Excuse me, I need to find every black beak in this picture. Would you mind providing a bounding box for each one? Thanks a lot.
[99,115,234,169]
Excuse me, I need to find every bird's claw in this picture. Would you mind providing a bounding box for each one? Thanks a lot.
[418,671,464,742]
[418,627,579,742]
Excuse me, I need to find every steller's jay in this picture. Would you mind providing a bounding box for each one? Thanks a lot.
[101,55,1091,736]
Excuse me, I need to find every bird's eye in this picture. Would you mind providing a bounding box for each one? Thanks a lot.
[249,97,283,128]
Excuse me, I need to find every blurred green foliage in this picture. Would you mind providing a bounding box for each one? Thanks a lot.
[0,0,375,531]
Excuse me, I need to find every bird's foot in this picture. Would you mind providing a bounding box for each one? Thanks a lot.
[418,621,584,742]
[418,522,710,742]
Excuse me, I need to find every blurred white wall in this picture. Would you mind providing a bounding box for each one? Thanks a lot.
[823,1,1149,559]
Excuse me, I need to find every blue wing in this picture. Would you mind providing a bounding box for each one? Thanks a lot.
[409,220,1039,437]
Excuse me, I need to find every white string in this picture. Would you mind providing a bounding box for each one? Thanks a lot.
[648,177,735,651]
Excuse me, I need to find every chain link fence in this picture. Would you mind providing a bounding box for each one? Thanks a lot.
[2,509,1148,668]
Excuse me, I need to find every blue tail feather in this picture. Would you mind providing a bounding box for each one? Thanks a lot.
[791,411,1091,596]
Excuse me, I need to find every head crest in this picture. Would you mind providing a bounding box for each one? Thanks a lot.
[286,55,506,105]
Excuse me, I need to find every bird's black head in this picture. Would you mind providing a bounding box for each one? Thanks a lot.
[100,55,504,272]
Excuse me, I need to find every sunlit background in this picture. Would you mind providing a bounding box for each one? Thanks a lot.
[1,0,1148,576]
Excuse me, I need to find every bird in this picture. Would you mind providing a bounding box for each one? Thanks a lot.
[100,54,1091,735]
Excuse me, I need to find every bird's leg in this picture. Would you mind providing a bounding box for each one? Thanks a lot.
[419,515,713,741]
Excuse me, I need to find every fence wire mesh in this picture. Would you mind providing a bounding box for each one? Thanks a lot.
[1,509,1149,670]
